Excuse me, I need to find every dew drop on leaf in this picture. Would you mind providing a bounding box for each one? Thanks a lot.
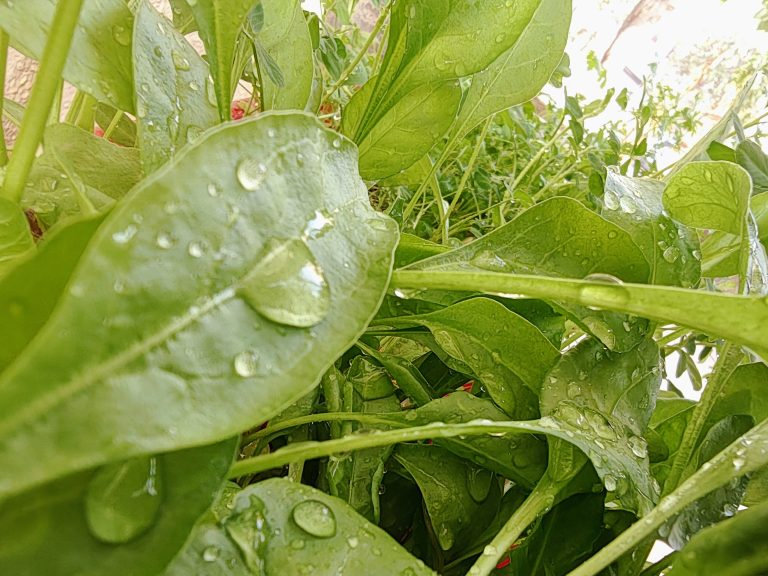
[111,24,131,46]
[84,456,163,544]
[223,495,270,572]
[171,50,190,71]
[603,474,618,491]
[292,500,337,538]
[466,467,493,503]
[236,158,268,191]
[628,435,648,459]
[238,238,331,328]
[187,241,205,258]
[202,546,220,562]
[662,245,681,263]
[233,351,259,377]
[156,232,175,250]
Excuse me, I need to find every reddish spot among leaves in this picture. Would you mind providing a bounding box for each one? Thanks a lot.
[24,210,44,240]
[231,105,245,121]
[94,126,105,138]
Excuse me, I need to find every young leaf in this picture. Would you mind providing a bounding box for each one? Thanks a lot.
[394,444,502,553]
[0,0,135,112]
[666,500,768,576]
[735,140,768,193]
[165,478,437,575]
[133,1,219,172]
[0,199,35,278]
[0,114,398,501]
[0,438,237,576]
[255,0,314,111]
[186,0,257,120]
[601,169,701,287]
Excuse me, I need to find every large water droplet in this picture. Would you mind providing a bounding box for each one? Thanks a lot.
[224,494,270,572]
[603,474,618,491]
[171,50,190,71]
[85,456,163,544]
[628,435,648,459]
[236,158,268,191]
[233,350,259,377]
[662,245,681,263]
[292,500,336,538]
[238,238,330,328]
[470,249,510,272]
[466,467,493,503]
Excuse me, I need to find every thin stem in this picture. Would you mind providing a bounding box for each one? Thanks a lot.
[469,477,561,576]
[661,342,742,495]
[102,109,124,141]
[229,419,545,478]
[638,551,678,576]
[243,412,397,443]
[324,0,392,99]
[0,30,10,166]
[444,116,492,225]
[2,0,85,203]
[509,115,567,192]
[566,417,768,576]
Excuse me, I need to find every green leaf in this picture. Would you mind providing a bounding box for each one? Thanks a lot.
[166,478,436,575]
[256,0,314,111]
[95,103,137,147]
[664,161,751,236]
[602,169,701,288]
[327,357,400,522]
[649,396,696,487]
[357,80,462,180]
[133,1,219,172]
[187,0,257,120]
[0,113,398,500]
[23,124,142,228]
[451,0,572,141]
[0,215,104,373]
[169,0,198,34]
[388,297,559,418]
[667,500,768,576]
[0,0,135,112]
[0,438,237,576]
[735,140,768,193]
[404,196,651,351]
[388,393,548,490]
[394,444,502,553]
[0,198,35,278]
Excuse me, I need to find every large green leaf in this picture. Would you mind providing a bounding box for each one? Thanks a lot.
[165,478,436,575]
[602,169,701,287]
[133,1,219,172]
[381,297,559,418]
[735,140,768,193]
[0,113,398,500]
[23,123,142,228]
[452,0,572,141]
[394,444,502,553]
[257,0,314,111]
[0,215,104,372]
[0,0,134,112]
[404,196,651,351]
[667,500,768,576]
[0,199,35,279]
[187,0,257,120]
[0,438,237,576]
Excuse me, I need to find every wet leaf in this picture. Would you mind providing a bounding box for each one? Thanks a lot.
[0,199,35,279]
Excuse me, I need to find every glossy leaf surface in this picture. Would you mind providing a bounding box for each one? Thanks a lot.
[0,199,35,278]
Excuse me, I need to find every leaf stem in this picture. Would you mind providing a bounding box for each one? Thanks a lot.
[469,476,561,576]
[0,30,9,167]
[566,417,768,576]
[1,0,85,203]
[243,411,397,443]
[324,0,392,99]
[229,419,545,478]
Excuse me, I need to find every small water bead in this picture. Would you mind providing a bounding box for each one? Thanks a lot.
[202,546,220,562]
[112,225,138,245]
[346,536,359,548]
[628,436,648,459]
[112,24,131,46]
[156,232,175,249]
[224,495,270,572]
[267,128,277,138]
[236,158,268,191]
[292,500,337,538]
[85,456,163,544]
[171,50,190,71]
[233,351,260,377]
[332,137,343,149]
[603,474,618,492]
[188,241,205,258]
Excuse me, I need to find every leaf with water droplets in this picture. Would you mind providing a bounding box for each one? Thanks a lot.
[0,114,398,500]
[0,438,237,575]
[405,197,651,351]
[394,444,502,553]
[0,0,135,111]
[601,169,701,288]
[133,1,219,172]
[167,478,436,575]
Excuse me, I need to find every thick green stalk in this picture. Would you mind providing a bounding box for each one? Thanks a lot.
[390,270,768,361]
[1,0,84,202]
[468,476,561,576]
[229,419,546,478]
[661,342,743,495]
[566,417,768,576]
[0,30,9,166]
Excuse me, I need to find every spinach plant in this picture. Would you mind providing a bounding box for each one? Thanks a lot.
[1,1,767,575]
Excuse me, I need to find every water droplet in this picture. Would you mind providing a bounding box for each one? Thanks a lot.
[236,158,268,191]
[466,468,493,503]
[112,225,137,244]
[347,536,359,548]
[233,351,259,377]
[237,238,330,328]
[567,382,581,399]
[619,196,637,214]
[603,191,619,210]
[494,33,505,43]
[206,78,217,107]
[332,137,342,149]
[662,245,681,263]
[188,241,205,258]
[188,80,200,91]
[607,230,618,239]
[628,436,648,459]
[202,546,220,562]
[603,474,618,491]
[156,232,175,249]
[404,410,418,421]
[291,538,306,549]
[292,500,336,538]
[583,317,616,350]
[704,169,713,183]
[224,495,270,572]
[85,457,163,544]
[483,544,497,556]
[733,456,746,470]
[112,24,131,46]
[470,249,509,272]
[171,50,190,71]
[267,128,277,138]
